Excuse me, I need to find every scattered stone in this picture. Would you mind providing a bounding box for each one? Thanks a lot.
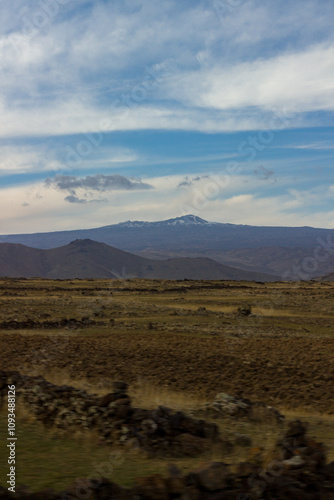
[237,305,252,316]
[1,417,334,499]
[65,476,128,500]
[276,420,327,470]
[166,476,185,496]
[234,433,252,447]
[201,392,284,424]
[282,455,306,469]
[177,434,209,456]
[0,317,99,330]
[235,462,259,477]
[0,370,219,457]
[187,462,230,491]
[113,380,129,392]
[134,474,169,500]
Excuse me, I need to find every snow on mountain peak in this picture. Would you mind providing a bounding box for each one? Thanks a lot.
[115,215,216,228]
[164,215,215,226]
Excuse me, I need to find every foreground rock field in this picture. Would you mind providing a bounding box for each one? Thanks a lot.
[0,278,333,495]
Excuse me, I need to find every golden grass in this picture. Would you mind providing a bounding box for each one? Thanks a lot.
[1,278,334,490]
[0,407,282,492]
[1,376,334,492]
[130,379,206,410]
[0,410,252,492]
[253,306,334,320]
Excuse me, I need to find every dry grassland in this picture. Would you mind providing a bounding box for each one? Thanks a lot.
[0,278,333,491]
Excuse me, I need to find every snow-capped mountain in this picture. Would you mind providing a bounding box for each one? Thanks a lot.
[1,215,334,279]
[112,215,218,228]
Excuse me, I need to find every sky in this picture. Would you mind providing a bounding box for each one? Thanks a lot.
[1,0,334,234]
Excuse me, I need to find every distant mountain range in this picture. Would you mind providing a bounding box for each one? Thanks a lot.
[0,239,278,281]
[318,272,334,282]
[1,214,334,279]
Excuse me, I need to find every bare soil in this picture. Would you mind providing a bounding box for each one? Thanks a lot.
[0,278,333,413]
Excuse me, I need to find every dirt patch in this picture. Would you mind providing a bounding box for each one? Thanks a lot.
[0,278,333,413]
[0,331,333,412]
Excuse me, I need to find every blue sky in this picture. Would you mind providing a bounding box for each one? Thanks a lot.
[1,0,334,233]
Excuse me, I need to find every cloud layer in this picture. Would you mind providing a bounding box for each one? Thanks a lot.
[1,0,334,232]
[1,170,334,234]
[45,174,153,203]
[1,0,334,138]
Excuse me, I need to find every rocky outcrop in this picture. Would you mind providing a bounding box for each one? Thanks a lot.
[0,421,334,499]
[0,317,99,330]
[0,371,219,457]
[200,392,285,423]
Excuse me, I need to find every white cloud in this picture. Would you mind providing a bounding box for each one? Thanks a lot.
[164,44,334,115]
[0,142,138,176]
[1,173,334,234]
[45,173,153,204]
[0,0,334,232]
[0,145,63,176]
[204,197,334,229]
[0,1,333,137]
[0,99,311,139]
[224,194,254,206]
[286,142,334,150]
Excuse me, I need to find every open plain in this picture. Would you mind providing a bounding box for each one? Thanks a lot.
[0,277,334,493]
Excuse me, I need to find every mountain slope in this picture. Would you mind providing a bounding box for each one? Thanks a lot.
[0,239,278,281]
[316,272,334,281]
[141,246,334,279]
[1,215,333,253]
[209,247,334,278]
[1,215,333,279]
[0,243,48,277]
